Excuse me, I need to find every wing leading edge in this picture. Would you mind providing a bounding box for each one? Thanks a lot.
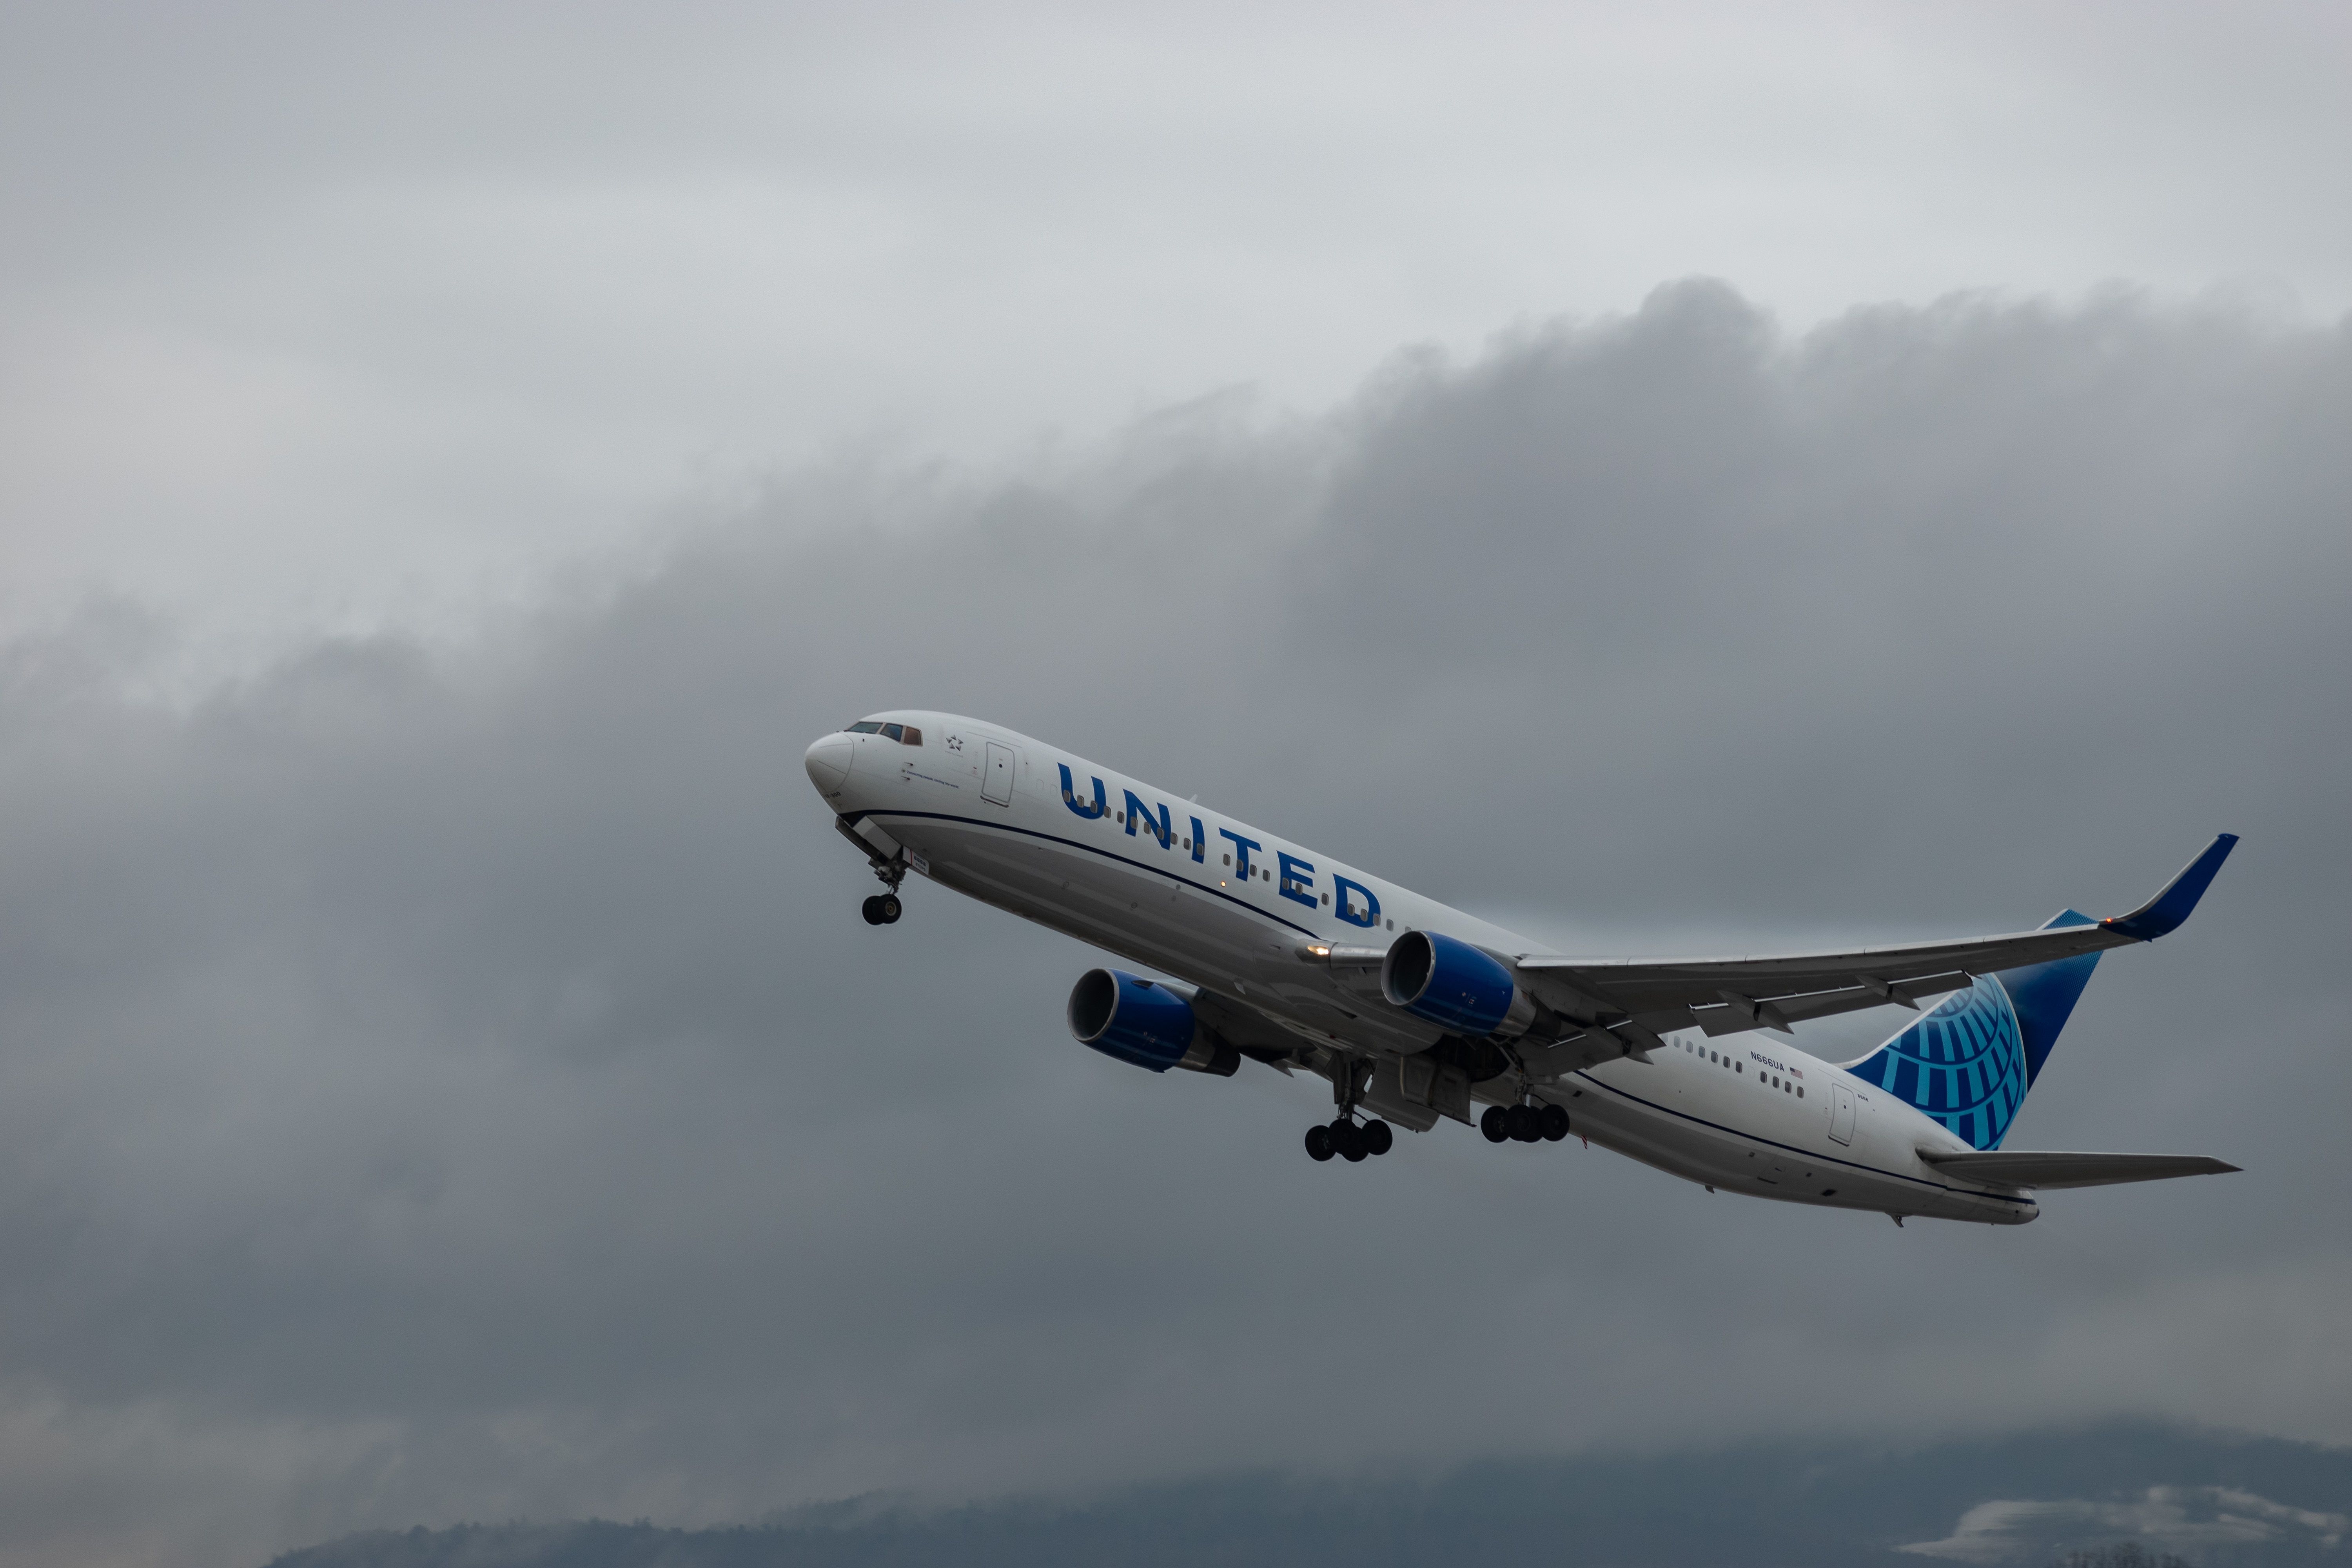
[1507,834,2238,1045]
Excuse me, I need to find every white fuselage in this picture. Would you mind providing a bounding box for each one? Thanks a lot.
[808,712,2036,1225]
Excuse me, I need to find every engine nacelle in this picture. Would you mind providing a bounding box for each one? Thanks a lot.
[1067,969,1240,1076]
[1381,930,1537,1038]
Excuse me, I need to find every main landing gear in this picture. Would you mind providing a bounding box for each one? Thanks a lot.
[1305,1118,1394,1163]
[1306,1056,1392,1163]
[1482,1100,1571,1145]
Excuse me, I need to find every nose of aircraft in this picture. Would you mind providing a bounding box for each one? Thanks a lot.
[804,733,853,799]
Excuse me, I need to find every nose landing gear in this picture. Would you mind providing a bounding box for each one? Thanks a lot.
[854,842,909,926]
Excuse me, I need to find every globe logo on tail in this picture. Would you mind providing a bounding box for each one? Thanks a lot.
[1846,976,2029,1151]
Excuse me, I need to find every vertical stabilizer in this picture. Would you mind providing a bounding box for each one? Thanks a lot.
[1997,909,2102,1087]
[1840,911,2103,1151]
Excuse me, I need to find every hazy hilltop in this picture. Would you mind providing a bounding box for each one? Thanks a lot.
[265,1424,2349,1568]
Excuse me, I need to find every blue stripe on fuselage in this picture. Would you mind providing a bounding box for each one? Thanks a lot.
[840,807,1322,940]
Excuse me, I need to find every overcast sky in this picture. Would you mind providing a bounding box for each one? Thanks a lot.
[4,1,2349,663]
[1,5,2348,1567]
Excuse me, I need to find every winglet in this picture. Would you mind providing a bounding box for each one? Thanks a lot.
[2101,833,2239,941]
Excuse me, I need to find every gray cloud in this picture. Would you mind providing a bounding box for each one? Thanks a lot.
[0,285,2348,1566]
[6,3,2350,659]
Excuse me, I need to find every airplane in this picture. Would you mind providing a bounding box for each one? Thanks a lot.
[804,711,2240,1225]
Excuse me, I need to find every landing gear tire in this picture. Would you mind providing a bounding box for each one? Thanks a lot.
[1304,1124,1334,1162]
[1540,1103,1571,1142]
[1330,1119,1367,1162]
[860,896,885,925]
[875,893,901,924]
[1361,1119,1394,1157]
[1507,1103,1541,1142]
[1480,1106,1510,1143]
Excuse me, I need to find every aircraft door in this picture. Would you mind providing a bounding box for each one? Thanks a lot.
[982,742,1016,806]
[1829,1083,1857,1146]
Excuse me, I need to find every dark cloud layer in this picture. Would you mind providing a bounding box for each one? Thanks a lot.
[1,285,2347,1567]
[267,1424,2352,1568]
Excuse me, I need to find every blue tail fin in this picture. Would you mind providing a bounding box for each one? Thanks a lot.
[1841,910,2102,1151]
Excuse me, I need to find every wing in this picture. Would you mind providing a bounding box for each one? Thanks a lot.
[1918,1150,2241,1189]
[1507,834,2237,1046]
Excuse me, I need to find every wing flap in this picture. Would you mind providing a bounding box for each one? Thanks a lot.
[1519,1029,1646,1079]
[1917,1150,2241,1189]
[1681,972,1973,1037]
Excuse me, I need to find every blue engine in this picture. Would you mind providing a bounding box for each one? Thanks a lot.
[1381,930,1530,1037]
[1067,969,1240,1076]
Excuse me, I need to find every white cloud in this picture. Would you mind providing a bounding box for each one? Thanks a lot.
[1904,1485,2351,1562]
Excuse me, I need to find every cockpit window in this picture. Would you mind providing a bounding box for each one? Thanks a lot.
[843,720,922,744]
[881,723,904,741]
[900,726,922,746]
[844,721,883,734]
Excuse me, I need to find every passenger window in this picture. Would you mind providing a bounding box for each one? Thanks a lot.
[1222,854,1231,866]
[845,721,883,734]
[1736,1062,1742,1073]
[1798,1087,1804,1098]
[901,726,922,747]
[881,723,904,741]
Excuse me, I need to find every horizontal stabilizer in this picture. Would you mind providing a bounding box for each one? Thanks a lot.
[1918,1149,2241,1189]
